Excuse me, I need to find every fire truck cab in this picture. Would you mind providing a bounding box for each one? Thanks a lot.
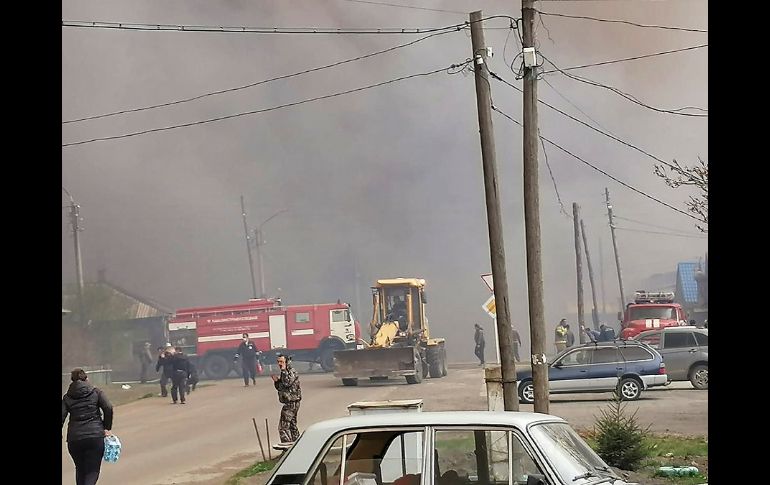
[168,298,360,380]
[619,290,688,340]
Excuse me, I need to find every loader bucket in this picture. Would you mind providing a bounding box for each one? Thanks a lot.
[333,347,417,379]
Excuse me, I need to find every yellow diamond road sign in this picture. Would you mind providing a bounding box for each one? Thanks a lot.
[482,294,496,318]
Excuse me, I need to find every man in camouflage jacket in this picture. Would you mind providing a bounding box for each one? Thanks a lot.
[272,354,301,444]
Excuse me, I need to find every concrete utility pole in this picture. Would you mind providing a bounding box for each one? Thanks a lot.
[255,209,288,298]
[572,203,585,343]
[580,219,600,330]
[469,10,518,411]
[605,188,626,312]
[521,0,549,414]
[241,196,258,299]
[63,187,86,325]
[599,238,607,317]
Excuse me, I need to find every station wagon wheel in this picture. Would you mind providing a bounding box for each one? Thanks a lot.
[617,377,642,401]
[518,381,535,404]
[689,364,708,390]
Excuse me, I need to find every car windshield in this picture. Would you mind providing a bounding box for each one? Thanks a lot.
[529,422,619,484]
[629,306,677,320]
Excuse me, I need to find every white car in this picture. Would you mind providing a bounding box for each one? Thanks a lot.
[265,411,638,485]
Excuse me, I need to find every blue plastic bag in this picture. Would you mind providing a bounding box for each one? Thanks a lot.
[103,435,122,463]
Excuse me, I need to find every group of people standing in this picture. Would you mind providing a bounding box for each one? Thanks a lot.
[554,318,617,354]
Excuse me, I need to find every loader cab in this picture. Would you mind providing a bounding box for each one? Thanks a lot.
[375,279,429,339]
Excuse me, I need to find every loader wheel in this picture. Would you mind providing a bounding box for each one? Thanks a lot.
[342,378,359,387]
[406,352,424,384]
[428,347,443,378]
[441,347,448,376]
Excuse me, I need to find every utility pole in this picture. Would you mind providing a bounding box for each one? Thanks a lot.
[240,196,258,299]
[255,228,265,298]
[572,203,585,343]
[605,188,626,311]
[521,0,549,414]
[469,10,518,412]
[63,187,86,326]
[255,209,288,299]
[580,219,600,330]
[599,238,607,317]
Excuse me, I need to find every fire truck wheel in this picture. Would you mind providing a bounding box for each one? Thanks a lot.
[320,348,337,373]
[203,354,231,380]
[342,378,358,387]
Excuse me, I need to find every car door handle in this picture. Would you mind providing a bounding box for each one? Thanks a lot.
[579,370,587,373]
[689,349,697,353]
[616,367,624,370]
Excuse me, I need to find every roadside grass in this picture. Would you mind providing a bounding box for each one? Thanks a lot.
[580,430,708,483]
[226,460,276,485]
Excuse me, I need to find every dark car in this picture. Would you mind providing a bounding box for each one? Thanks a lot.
[634,326,708,389]
[516,340,667,404]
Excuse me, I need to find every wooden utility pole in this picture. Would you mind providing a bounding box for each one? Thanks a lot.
[605,188,626,311]
[469,10,518,411]
[240,196,258,299]
[580,219,600,330]
[572,203,585,343]
[521,0,549,414]
[599,238,607,316]
[63,187,86,325]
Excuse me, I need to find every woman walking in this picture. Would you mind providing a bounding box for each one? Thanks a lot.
[62,368,114,485]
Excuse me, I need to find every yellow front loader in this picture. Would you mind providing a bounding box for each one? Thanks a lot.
[333,278,447,386]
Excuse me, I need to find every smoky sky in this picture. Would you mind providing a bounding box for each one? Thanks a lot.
[62,1,707,359]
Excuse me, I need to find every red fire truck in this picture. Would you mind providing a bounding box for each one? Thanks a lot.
[167,298,360,379]
[619,290,688,339]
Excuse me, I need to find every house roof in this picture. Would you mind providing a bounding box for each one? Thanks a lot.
[676,262,700,304]
[62,280,172,320]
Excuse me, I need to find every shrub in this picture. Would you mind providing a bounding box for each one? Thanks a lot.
[593,395,650,470]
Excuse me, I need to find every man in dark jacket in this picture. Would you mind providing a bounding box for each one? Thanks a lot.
[474,323,485,366]
[272,354,301,445]
[170,348,192,404]
[234,333,260,387]
[598,324,616,342]
[62,368,114,485]
[155,345,175,397]
[565,324,575,348]
[138,342,153,383]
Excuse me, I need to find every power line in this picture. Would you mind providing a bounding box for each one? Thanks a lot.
[614,227,707,239]
[62,61,470,148]
[489,69,679,171]
[541,76,610,132]
[541,44,707,74]
[542,54,708,117]
[340,0,466,14]
[62,17,515,34]
[537,10,707,33]
[63,29,461,124]
[490,104,699,222]
[613,214,703,234]
[539,127,570,217]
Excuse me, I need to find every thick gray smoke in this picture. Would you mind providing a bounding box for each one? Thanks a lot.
[62,1,707,360]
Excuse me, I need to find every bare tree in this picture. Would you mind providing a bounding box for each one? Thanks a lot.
[654,157,708,232]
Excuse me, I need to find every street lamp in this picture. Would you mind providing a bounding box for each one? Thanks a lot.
[255,209,288,298]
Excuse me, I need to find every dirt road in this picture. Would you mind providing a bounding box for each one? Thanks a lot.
[62,366,707,485]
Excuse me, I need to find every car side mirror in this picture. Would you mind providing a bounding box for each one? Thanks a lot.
[526,474,546,485]
[553,362,563,369]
